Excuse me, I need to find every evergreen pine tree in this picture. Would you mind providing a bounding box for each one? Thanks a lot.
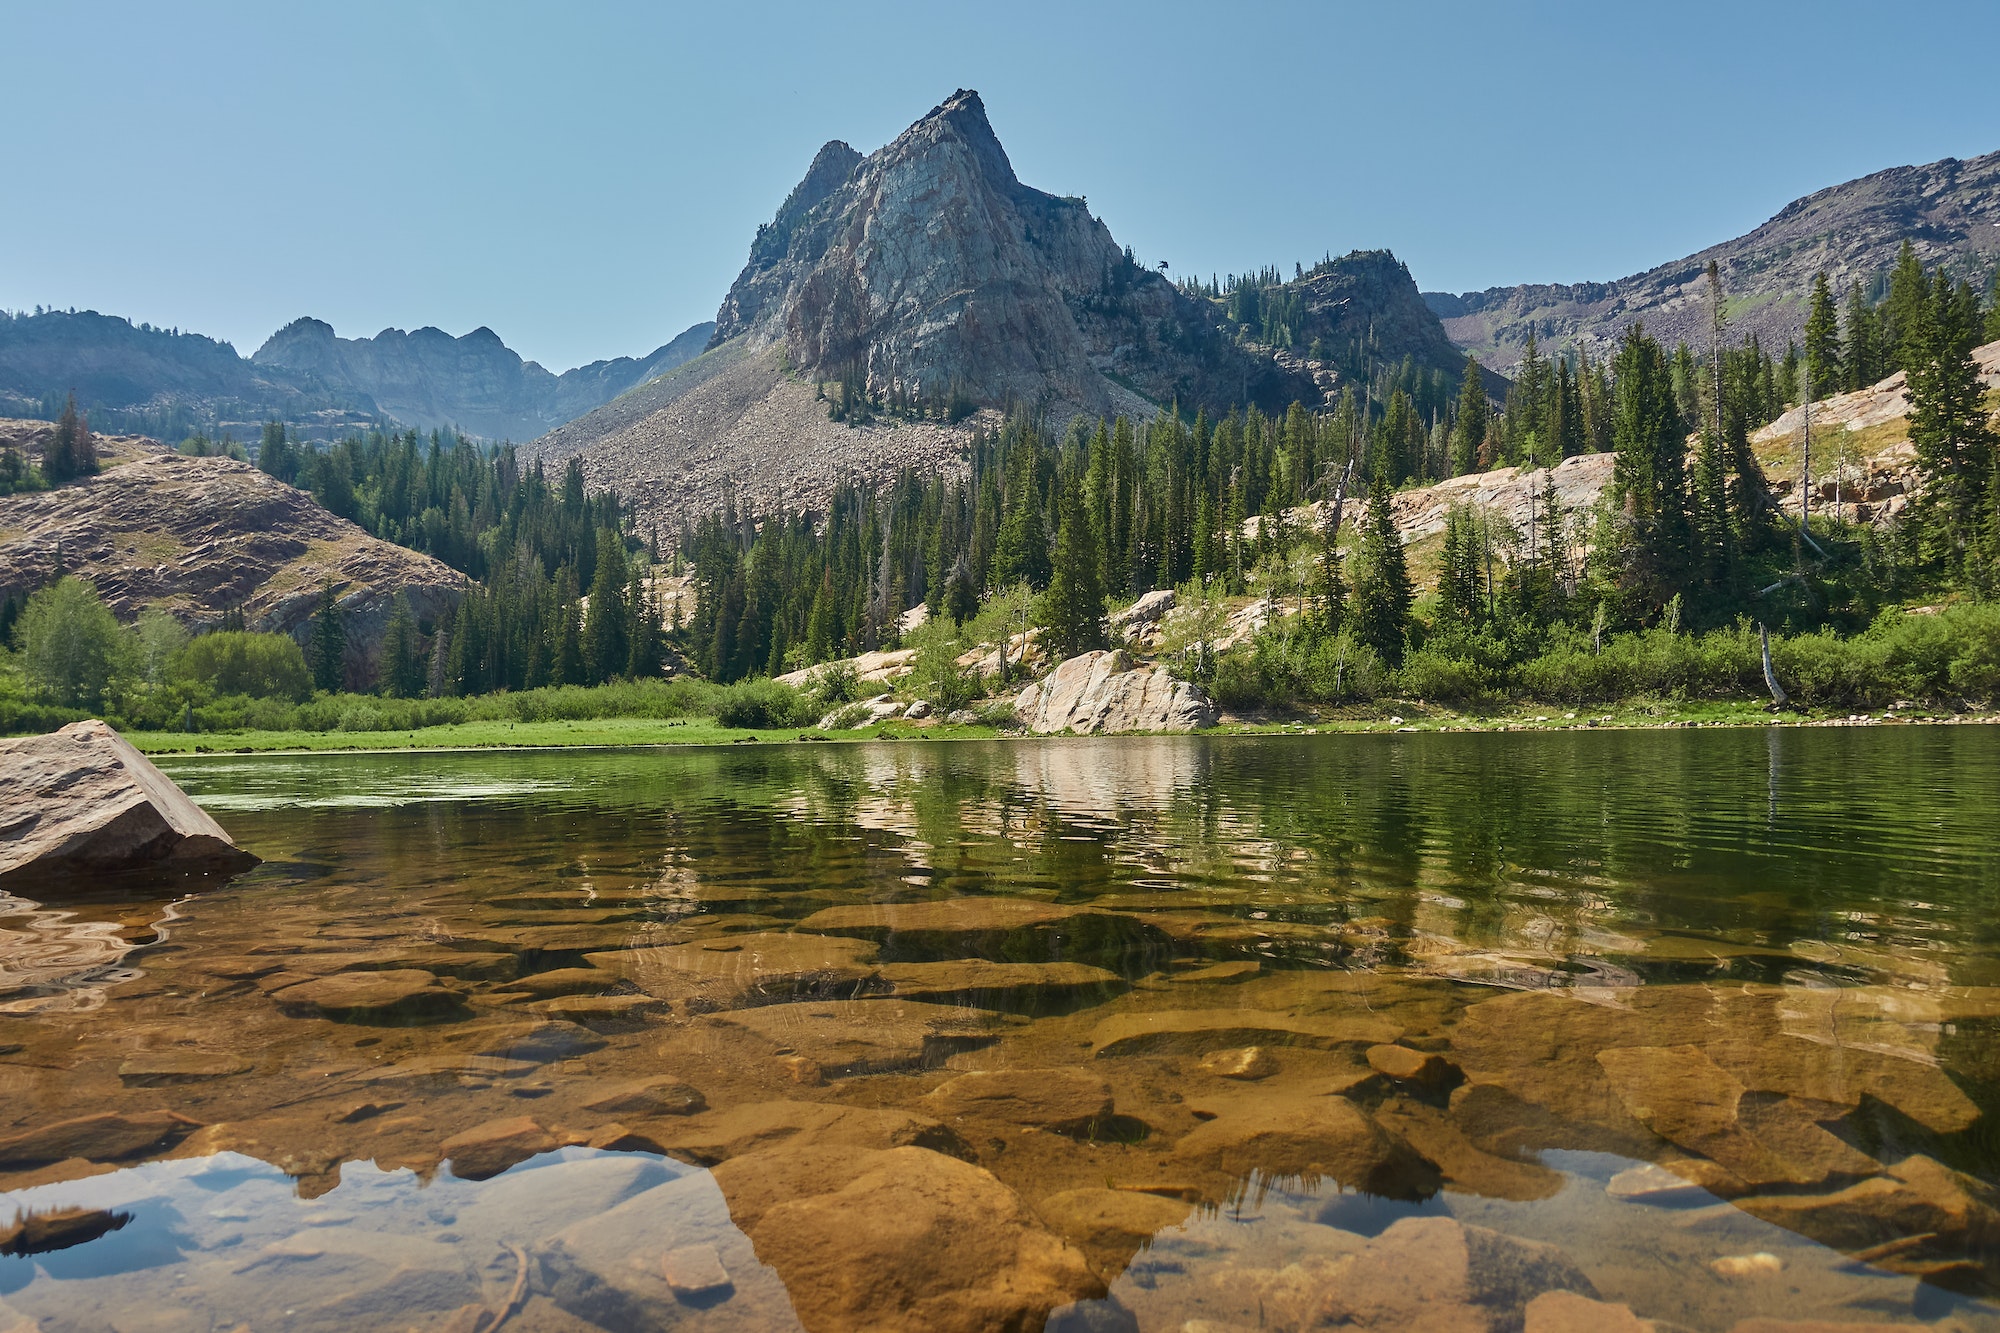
[309,581,347,693]
[989,439,1051,590]
[1190,489,1216,585]
[1844,283,1879,391]
[1804,272,1842,400]
[1692,423,1734,588]
[584,529,630,682]
[626,571,664,678]
[1609,325,1694,615]
[943,554,979,625]
[427,613,453,697]
[1037,481,1106,659]
[1350,457,1413,666]
[257,420,300,484]
[1906,276,1996,564]
[1311,500,1347,633]
[44,393,95,484]
[1883,240,1929,373]
[1435,506,1484,628]
[1451,355,1487,476]
[378,594,424,698]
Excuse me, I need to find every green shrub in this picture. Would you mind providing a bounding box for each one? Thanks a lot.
[715,678,814,729]
[808,660,862,706]
[1394,648,1491,703]
[173,631,312,701]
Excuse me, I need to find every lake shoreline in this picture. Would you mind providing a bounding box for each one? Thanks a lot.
[132,702,2000,758]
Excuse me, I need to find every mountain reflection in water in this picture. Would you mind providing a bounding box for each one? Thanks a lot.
[1,728,1997,1332]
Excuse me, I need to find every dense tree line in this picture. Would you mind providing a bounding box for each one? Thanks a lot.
[681,248,1996,699]
[251,424,670,697]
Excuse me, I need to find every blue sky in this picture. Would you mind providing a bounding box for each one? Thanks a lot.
[7,1,1996,371]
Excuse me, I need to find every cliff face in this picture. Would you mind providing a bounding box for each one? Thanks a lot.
[711,89,1308,418]
[1427,149,2000,373]
[0,432,463,686]
[252,318,713,441]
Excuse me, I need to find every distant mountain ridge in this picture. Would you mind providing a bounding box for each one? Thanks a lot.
[252,318,713,441]
[0,308,712,442]
[1425,149,2000,372]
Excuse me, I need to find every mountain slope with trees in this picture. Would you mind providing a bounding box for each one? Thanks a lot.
[1427,149,2000,374]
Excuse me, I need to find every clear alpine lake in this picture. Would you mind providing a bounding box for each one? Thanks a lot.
[3,726,2000,1331]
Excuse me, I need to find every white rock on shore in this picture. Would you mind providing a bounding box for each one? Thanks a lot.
[0,720,258,889]
[1014,650,1218,735]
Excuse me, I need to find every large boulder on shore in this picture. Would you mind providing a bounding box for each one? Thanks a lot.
[0,720,258,889]
[1015,649,1218,735]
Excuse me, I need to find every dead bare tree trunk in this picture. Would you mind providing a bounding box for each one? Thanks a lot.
[1759,623,1789,710]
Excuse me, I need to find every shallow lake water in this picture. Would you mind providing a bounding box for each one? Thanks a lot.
[4,727,2000,1332]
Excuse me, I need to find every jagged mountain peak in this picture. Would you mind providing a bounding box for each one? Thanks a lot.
[888,88,1018,190]
[710,89,1309,418]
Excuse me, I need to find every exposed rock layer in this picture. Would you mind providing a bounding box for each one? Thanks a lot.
[0,443,464,679]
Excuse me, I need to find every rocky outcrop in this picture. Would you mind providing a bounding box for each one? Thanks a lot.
[1427,149,2000,373]
[0,445,464,680]
[253,317,713,441]
[0,720,258,890]
[1014,649,1218,734]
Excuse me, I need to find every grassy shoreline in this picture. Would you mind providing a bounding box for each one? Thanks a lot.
[126,700,1998,757]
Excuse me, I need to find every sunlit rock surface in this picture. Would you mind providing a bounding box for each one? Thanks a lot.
[0,720,258,890]
[1015,649,1219,735]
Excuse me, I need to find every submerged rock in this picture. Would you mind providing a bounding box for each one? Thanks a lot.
[922,1069,1114,1135]
[0,1109,201,1169]
[877,959,1126,1005]
[704,999,1005,1076]
[440,1114,558,1181]
[0,720,258,889]
[640,1100,969,1167]
[269,969,467,1023]
[1015,650,1218,735]
[1034,1187,1192,1273]
[1090,1008,1401,1058]
[581,1076,707,1118]
[587,931,881,1010]
[743,1145,1100,1333]
[1172,1096,1440,1198]
[796,898,1172,970]
[1312,1216,1598,1330]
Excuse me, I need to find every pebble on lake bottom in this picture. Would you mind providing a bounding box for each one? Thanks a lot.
[1711,1251,1784,1277]
[662,1242,733,1298]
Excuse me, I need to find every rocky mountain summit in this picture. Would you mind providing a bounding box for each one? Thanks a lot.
[1427,149,2000,373]
[0,428,463,680]
[252,317,713,441]
[710,89,1308,418]
[536,91,1474,534]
